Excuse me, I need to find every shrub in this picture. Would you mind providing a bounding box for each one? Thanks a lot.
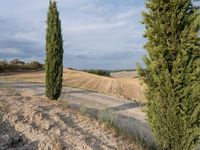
[10,59,25,65]
[84,69,111,77]
[27,61,44,70]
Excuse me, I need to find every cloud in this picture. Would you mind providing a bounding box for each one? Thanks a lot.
[0,0,147,69]
[0,48,21,55]
[63,50,146,70]
[0,39,44,59]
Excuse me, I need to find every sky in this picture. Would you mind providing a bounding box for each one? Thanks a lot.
[0,1,157,69]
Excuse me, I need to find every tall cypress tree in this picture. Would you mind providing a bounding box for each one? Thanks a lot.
[139,0,200,149]
[45,1,63,100]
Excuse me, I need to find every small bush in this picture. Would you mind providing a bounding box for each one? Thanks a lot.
[10,59,25,65]
[26,61,44,70]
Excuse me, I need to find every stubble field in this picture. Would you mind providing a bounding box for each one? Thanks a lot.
[0,69,146,103]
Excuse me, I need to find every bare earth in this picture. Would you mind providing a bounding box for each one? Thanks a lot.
[0,70,154,150]
[0,69,146,103]
[0,88,141,150]
[0,81,155,149]
[111,71,138,79]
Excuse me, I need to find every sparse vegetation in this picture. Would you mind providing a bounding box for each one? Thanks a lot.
[110,69,137,73]
[45,1,63,100]
[0,59,44,73]
[78,107,154,150]
[97,110,156,150]
[139,0,200,149]
[83,69,111,77]
[80,106,87,115]
[97,110,122,134]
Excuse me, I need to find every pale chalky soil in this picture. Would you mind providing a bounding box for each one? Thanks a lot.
[0,89,139,150]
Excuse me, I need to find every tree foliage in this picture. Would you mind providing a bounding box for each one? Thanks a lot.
[139,0,200,149]
[0,59,44,72]
[45,1,63,100]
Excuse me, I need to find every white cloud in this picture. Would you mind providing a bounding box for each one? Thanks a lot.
[0,0,147,69]
[64,19,128,33]
[0,48,22,55]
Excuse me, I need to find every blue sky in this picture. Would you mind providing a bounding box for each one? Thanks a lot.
[0,0,147,69]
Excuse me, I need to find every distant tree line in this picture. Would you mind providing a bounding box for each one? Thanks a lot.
[109,69,137,73]
[83,69,111,77]
[0,59,44,73]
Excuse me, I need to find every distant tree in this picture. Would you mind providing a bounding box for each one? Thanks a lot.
[10,59,25,65]
[138,0,200,149]
[45,1,63,100]
[84,69,111,77]
[0,60,8,66]
[27,61,43,70]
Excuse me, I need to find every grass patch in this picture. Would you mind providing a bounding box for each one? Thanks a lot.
[80,106,88,115]
[97,110,156,150]
[97,110,122,135]
[79,107,157,150]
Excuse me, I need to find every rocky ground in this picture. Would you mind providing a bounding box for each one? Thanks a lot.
[0,88,141,150]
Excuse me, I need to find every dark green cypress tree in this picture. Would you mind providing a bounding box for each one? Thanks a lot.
[45,1,63,100]
[139,0,200,149]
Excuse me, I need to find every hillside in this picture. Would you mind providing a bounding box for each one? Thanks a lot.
[0,69,146,103]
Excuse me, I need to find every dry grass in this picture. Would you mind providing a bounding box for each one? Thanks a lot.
[0,69,146,103]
